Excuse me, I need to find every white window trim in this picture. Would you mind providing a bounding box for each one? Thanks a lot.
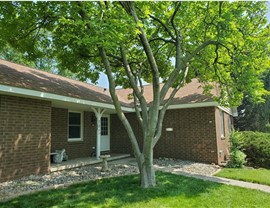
[68,111,84,142]
[220,110,225,139]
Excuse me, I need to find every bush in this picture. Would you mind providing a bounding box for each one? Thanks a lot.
[233,131,270,168]
[226,132,246,168]
[264,123,270,133]
[227,150,246,168]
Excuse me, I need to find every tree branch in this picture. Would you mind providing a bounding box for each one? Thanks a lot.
[153,65,189,147]
[98,46,142,162]
[106,53,122,61]
[158,2,183,102]
[160,32,182,102]
[125,2,161,139]
[170,2,181,36]
[120,45,149,124]
[185,40,220,62]
[149,37,175,44]
[121,2,162,157]
[128,3,160,86]
[133,92,143,128]
[16,21,43,42]
[149,14,176,40]
[160,39,226,107]
[137,65,145,94]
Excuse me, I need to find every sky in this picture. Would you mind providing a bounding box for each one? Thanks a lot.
[268,2,270,21]
[95,2,270,89]
[96,72,109,89]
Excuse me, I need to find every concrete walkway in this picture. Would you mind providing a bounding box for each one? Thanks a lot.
[156,167,270,193]
[110,158,270,193]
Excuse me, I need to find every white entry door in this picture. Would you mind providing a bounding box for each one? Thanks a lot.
[100,115,110,151]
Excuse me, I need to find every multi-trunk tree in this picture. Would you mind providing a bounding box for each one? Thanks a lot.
[0,1,269,187]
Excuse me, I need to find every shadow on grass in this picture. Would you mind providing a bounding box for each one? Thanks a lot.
[0,172,222,208]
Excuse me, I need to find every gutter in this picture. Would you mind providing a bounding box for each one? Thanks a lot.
[0,84,134,112]
[0,84,236,116]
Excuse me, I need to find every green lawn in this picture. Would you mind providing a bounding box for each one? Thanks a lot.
[1,172,270,208]
[215,168,270,186]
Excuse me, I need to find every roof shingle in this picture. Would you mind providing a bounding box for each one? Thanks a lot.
[0,59,218,107]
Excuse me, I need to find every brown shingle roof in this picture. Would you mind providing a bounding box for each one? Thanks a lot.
[0,59,131,106]
[0,59,218,108]
[116,79,219,106]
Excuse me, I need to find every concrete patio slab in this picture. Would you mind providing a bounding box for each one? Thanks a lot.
[51,154,131,172]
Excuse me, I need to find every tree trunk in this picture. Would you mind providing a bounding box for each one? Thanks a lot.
[139,147,156,188]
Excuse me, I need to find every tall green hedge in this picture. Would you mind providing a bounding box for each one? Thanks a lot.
[232,131,270,168]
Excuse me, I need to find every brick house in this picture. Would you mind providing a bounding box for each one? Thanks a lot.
[0,59,235,182]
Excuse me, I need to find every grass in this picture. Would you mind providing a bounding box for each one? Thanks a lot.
[1,172,270,208]
[215,167,270,186]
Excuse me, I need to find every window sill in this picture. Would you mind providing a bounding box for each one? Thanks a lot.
[68,139,84,143]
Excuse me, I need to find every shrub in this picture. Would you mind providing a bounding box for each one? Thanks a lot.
[227,149,246,168]
[234,131,270,168]
[226,131,246,168]
[264,123,270,133]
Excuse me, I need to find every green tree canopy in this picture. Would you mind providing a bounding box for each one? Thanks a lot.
[234,70,270,132]
[0,1,269,187]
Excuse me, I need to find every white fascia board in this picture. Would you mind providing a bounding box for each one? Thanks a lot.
[0,84,134,112]
[166,102,218,110]
[128,102,220,113]
[130,102,218,113]
[167,102,234,116]
[0,84,235,115]
[217,106,235,116]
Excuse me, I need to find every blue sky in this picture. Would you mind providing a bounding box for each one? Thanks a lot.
[95,2,270,88]
[268,1,270,21]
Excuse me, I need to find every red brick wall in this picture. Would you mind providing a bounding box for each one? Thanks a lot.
[0,95,51,182]
[111,107,219,164]
[111,113,143,154]
[156,107,218,163]
[51,108,96,159]
[215,108,231,164]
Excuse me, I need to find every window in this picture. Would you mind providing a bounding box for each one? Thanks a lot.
[220,110,225,138]
[68,111,83,141]
[101,117,108,136]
